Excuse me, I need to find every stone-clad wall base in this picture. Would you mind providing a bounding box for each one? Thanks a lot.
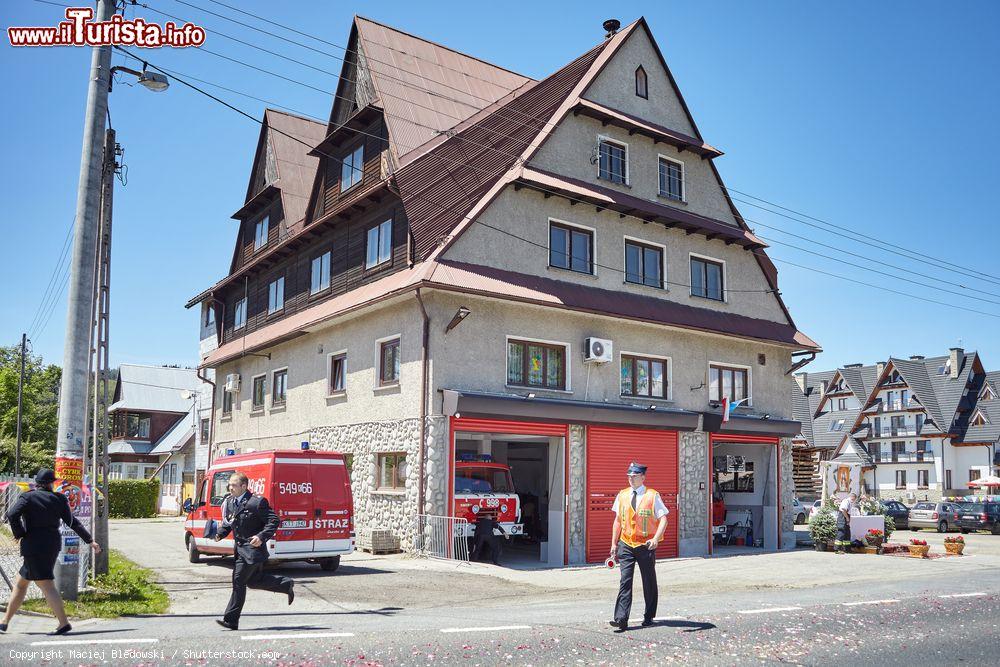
[878,489,943,503]
[679,431,708,557]
[311,417,446,552]
[568,424,586,564]
[779,438,796,551]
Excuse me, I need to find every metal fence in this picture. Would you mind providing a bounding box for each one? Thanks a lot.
[413,514,470,562]
[0,480,43,604]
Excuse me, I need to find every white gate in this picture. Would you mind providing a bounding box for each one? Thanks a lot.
[413,514,469,561]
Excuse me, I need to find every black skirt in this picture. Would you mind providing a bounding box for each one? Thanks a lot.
[19,550,59,581]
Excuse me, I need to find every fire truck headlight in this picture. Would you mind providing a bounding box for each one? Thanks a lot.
[501,504,508,514]
[471,505,480,514]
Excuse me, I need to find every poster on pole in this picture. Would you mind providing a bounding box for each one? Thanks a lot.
[55,455,90,565]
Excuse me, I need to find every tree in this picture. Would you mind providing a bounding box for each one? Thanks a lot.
[0,345,62,473]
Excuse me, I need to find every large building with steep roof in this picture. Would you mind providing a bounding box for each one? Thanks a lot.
[187,16,819,563]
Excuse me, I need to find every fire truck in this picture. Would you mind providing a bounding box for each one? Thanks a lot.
[453,455,523,538]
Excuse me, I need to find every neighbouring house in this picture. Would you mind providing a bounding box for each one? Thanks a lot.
[108,364,203,513]
[186,16,819,564]
[794,349,1000,503]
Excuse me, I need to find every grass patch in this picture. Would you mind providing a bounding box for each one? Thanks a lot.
[23,550,168,619]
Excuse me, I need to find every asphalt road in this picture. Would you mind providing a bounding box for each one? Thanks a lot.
[2,518,998,665]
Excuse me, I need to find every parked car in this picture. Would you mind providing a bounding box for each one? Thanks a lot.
[791,497,808,524]
[909,501,962,532]
[808,499,823,521]
[879,499,910,529]
[956,502,1000,534]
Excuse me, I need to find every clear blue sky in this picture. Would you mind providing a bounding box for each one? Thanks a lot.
[2,1,998,372]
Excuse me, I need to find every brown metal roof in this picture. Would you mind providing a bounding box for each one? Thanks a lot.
[572,98,723,158]
[262,109,327,236]
[354,16,533,165]
[424,260,819,350]
[395,39,613,261]
[515,167,765,248]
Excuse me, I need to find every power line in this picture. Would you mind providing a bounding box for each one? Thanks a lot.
[27,218,75,340]
[765,256,1000,320]
[118,47,776,295]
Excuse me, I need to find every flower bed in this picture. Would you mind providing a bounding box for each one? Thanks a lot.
[908,538,930,558]
[944,535,965,555]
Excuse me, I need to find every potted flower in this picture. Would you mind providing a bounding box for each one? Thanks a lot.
[908,538,930,558]
[808,504,837,551]
[864,528,884,553]
[943,535,965,555]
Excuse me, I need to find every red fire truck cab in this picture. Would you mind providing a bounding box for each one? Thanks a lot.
[184,448,354,571]
[453,456,523,538]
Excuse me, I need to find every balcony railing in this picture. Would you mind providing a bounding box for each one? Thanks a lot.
[872,427,917,438]
[871,451,934,463]
[877,399,916,413]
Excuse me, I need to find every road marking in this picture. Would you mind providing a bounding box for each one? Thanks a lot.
[31,638,159,646]
[737,607,802,615]
[938,592,987,599]
[242,632,354,640]
[440,625,531,633]
[842,599,899,607]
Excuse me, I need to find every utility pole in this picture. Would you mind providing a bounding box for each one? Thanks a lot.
[89,128,116,576]
[54,0,114,599]
[15,333,27,477]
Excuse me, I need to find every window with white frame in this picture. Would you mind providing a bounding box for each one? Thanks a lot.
[366,219,393,269]
[268,276,284,314]
[311,251,331,294]
[329,352,346,393]
[272,368,287,406]
[234,297,247,330]
[690,255,724,301]
[598,138,628,184]
[709,363,749,404]
[341,144,364,192]
[621,354,669,399]
[379,337,400,386]
[624,238,663,288]
[658,156,684,201]
[548,220,594,274]
[254,215,269,251]
[507,338,567,390]
[251,375,266,411]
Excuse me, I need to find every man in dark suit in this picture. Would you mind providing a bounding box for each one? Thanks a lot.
[214,471,294,630]
[470,511,508,565]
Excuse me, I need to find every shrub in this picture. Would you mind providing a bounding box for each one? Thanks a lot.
[808,504,837,544]
[108,478,160,518]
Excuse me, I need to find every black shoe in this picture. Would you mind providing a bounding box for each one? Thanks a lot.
[51,624,72,635]
[641,618,655,627]
[608,619,627,631]
[216,619,238,631]
[0,622,8,633]
[287,581,295,606]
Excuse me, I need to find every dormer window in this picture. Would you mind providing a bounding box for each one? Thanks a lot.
[635,66,647,99]
[341,144,364,192]
[971,410,989,427]
[980,383,997,401]
[254,214,269,251]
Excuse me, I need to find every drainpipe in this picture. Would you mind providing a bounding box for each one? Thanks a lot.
[415,289,430,516]
[198,366,217,473]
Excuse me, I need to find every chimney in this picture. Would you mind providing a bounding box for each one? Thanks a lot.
[949,347,963,379]
[820,380,829,395]
[910,355,925,360]
[876,362,885,377]
[794,372,807,393]
[603,18,621,38]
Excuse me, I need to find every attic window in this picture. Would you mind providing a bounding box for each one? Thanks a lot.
[341,144,364,192]
[828,419,845,432]
[981,383,998,401]
[938,360,951,376]
[971,410,989,427]
[635,66,647,99]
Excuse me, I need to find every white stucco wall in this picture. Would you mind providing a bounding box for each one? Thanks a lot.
[445,187,788,323]
[424,291,794,419]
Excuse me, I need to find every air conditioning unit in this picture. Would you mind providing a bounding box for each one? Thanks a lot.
[224,373,241,393]
[584,337,613,363]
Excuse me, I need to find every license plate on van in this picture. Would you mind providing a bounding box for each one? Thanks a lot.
[281,519,308,528]
[963,515,976,520]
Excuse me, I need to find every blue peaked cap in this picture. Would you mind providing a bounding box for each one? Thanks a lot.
[626,462,647,475]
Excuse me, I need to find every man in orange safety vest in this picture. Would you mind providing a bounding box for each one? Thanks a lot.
[608,462,669,631]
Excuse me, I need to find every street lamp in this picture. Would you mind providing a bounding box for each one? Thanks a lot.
[110,64,170,92]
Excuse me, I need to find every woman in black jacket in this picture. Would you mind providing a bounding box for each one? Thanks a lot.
[1,468,101,635]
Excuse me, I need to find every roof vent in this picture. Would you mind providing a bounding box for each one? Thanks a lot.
[844,363,863,368]
[603,19,621,38]
[910,355,925,360]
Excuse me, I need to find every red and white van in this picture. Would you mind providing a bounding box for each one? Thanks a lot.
[183,449,354,571]
[453,458,523,538]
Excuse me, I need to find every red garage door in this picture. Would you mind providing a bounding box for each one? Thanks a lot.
[586,426,679,562]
